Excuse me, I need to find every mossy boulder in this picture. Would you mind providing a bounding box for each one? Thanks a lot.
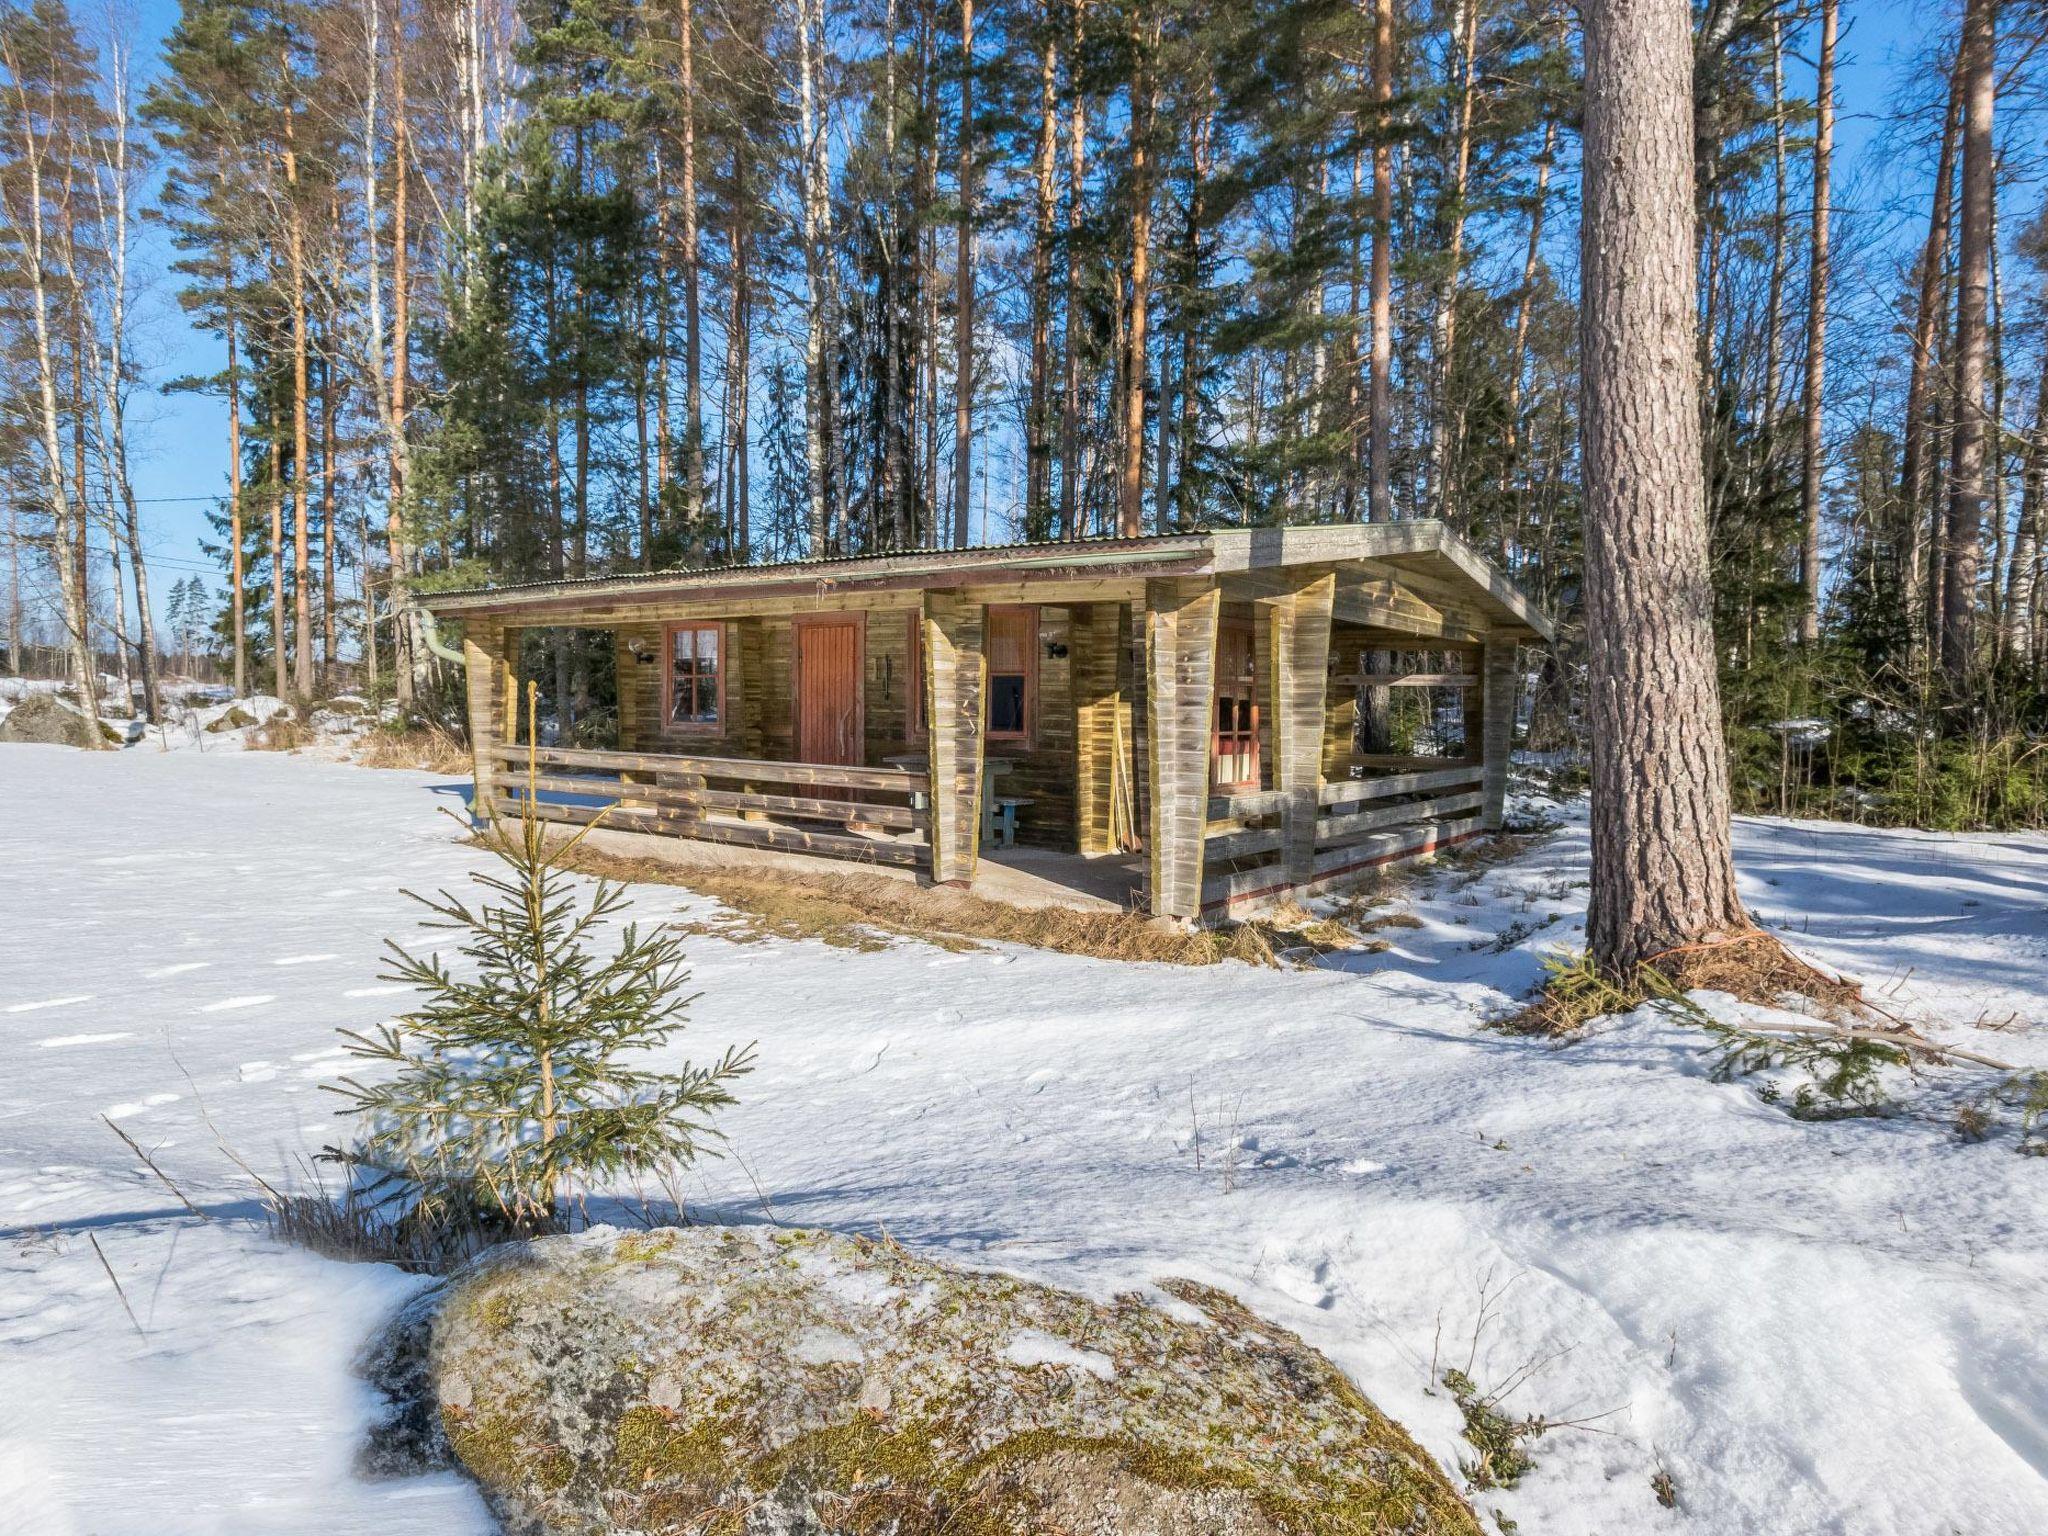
[203,695,291,733]
[368,1225,1480,1536]
[0,692,103,749]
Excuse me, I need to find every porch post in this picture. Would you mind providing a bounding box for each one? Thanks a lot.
[1479,632,1517,831]
[1144,576,1220,922]
[1260,570,1336,888]
[922,590,986,885]
[461,615,508,824]
[1070,602,1126,856]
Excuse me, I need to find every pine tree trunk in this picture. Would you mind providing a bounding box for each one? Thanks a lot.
[797,0,830,555]
[1942,0,1996,689]
[1059,0,1088,540]
[1580,0,1747,970]
[1025,8,1058,539]
[1427,0,1478,521]
[1116,3,1157,539]
[1367,0,1394,524]
[1764,15,1788,425]
[1797,0,1835,645]
[1502,116,1554,495]
[953,0,976,548]
[678,0,703,522]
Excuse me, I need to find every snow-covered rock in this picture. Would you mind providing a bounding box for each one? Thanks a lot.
[200,694,292,734]
[380,1224,1480,1536]
[0,691,104,749]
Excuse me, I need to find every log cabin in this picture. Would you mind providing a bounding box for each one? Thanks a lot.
[419,521,1553,924]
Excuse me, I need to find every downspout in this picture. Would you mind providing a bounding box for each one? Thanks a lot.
[412,602,493,827]
[412,603,466,665]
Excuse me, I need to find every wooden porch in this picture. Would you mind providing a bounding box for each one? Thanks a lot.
[426,523,1552,925]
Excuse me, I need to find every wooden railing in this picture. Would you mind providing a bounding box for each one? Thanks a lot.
[487,745,931,870]
[1202,762,1485,909]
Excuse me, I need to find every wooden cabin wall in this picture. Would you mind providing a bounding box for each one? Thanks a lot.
[581,594,1091,850]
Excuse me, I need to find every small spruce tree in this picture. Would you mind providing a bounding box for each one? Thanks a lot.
[333,735,752,1228]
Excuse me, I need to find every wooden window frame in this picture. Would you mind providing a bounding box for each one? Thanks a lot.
[985,604,1038,748]
[1211,617,1260,792]
[662,620,727,734]
[907,609,925,738]
[790,610,868,763]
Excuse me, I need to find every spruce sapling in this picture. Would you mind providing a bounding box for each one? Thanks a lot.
[331,684,753,1228]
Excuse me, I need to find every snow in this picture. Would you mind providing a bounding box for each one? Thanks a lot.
[1001,1329,1118,1380]
[1,743,2045,1534]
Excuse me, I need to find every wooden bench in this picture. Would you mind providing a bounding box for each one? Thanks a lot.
[986,796,1035,849]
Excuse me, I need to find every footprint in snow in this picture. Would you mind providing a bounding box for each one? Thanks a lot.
[104,1093,180,1122]
[199,995,275,1013]
[238,1062,279,1083]
[37,1032,133,1049]
[1268,1259,1336,1311]
[5,995,93,1014]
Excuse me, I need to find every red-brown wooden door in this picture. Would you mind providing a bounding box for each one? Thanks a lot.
[1212,621,1260,790]
[796,617,864,766]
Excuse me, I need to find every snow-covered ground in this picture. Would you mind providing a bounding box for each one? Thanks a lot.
[1,744,2044,1535]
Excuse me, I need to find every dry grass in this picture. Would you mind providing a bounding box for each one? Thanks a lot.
[246,717,316,752]
[548,844,1298,967]
[356,723,472,773]
[1501,928,1865,1037]
[1651,929,1864,1015]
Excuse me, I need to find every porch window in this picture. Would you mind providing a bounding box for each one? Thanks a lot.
[666,622,724,729]
[987,606,1037,744]
[1212,620,1259,790]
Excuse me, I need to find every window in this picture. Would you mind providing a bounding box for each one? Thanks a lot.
[987,606,1037,743]
[666,623,723,729]
[1212,621,1259,790]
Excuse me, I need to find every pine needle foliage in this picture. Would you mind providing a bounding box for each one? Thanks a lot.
[330,765,754,1228]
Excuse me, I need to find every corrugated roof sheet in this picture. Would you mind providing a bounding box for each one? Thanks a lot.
[418,531,1212,603]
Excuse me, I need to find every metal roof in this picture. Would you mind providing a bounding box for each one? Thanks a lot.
[415,521,1554,640]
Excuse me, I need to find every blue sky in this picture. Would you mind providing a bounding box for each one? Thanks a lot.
[117,0,1940,627]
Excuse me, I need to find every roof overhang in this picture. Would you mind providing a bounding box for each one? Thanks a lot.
[416,521,1553,642]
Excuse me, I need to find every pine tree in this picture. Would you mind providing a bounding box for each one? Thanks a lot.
[331,718,753,1226]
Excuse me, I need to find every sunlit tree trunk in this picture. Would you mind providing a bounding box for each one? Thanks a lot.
[1797,0,1835,645]
[1580,0,1747,969]
[953,0,976,547]
[1059,0,1088,540]
[1903,59,1962,654]
[1116,0,1159,539]
[1942,0,1996,688]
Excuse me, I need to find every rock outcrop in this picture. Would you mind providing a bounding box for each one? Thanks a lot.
[0,692,103,749]
[369,1225,1479,1536]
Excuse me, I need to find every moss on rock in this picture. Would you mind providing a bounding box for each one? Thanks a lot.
[404,1226,1480,1535]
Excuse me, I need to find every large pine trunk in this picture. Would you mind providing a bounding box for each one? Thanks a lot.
[1579,0,1746,970]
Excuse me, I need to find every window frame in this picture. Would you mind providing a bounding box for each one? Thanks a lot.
[1210,618,1261,792]
[662,620,727,733]
[984,605,1038,747]
[907,609,926,738]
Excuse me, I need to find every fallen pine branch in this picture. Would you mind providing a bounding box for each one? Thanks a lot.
[1711,1016,2014,1073]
